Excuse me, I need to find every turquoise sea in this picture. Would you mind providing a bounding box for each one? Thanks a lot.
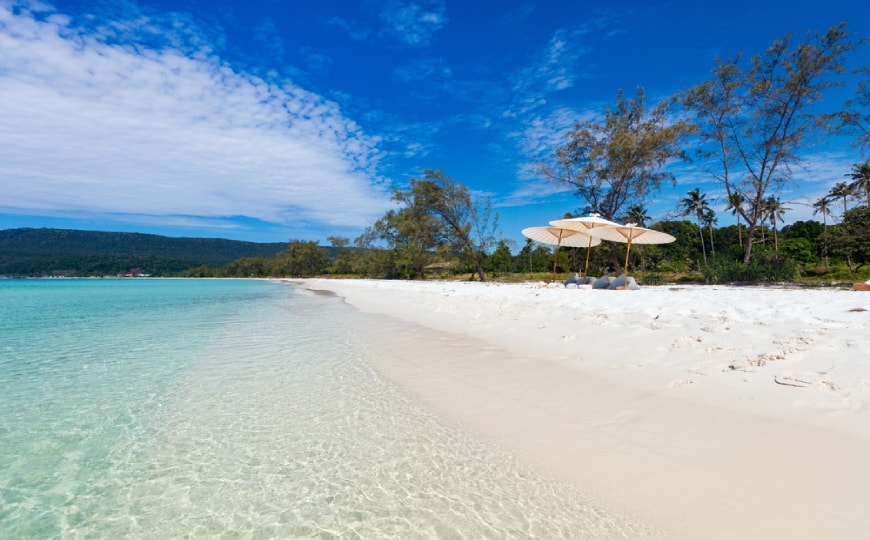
[0,278,656,538]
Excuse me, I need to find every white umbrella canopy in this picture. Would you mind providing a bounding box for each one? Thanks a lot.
[521,226,601,279]
[549,214,623,231]
[585,223,676,276]
[549,214,624,280]
[522,226,602,248]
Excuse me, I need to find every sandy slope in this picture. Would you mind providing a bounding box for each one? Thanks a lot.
[300,279,870,539]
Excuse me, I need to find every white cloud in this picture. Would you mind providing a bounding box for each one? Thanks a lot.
[378,0,447,46]
[0,2,392,233]
[511,27,592,100]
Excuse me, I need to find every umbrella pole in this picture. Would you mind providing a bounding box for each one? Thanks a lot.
[552,245,560,281]
[583,236,592,282]
[624,240,632,276]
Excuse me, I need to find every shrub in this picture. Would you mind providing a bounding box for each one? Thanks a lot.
[703,251,798,283]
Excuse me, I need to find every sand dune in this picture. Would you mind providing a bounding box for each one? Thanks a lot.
[301,279,870,539]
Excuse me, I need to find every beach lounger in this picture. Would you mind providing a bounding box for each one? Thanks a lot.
[610,274,640,290]
[593,275,613,289]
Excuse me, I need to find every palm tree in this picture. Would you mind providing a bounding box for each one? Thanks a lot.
[624,204,650,227]
[680,188,710,266]
[829,182,855,215]
[623,204,651,271]
[847,161,870,207]
[762,196,788,252]
[725,192,746,247]
[813,196,832,269]
[702,207,717,255]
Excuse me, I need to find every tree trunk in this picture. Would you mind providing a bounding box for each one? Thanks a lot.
[743,222,757,264]
[823,219,829,270]
[697,220,707,266]
[473,259,487,282]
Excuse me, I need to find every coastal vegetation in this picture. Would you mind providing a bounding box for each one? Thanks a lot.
[3,25,867,286]
[0,228,289,277]
[4,198,867,285]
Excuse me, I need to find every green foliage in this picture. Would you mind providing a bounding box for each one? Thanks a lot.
[224,257,271,277]
[540,86,694,223]
[826,206,870,271]
[359,170,501,281]
[703,249,799,283]
[782,221,824,242]
[846,161,870,207]
[782,238,817,265]
[639,272,664,285]
[327,236,355,274]
[681,24,857,264]
[273,240,330,277]
[484,242,513,275]
[0,228,287,276]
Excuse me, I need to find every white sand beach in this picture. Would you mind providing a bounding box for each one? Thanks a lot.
[300,278,870,539]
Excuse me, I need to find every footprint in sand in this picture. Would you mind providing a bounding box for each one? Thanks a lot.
[670,335,702,350]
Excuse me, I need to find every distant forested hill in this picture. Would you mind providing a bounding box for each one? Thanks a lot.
[0,228,289,276]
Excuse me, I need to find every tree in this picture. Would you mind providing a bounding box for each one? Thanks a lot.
[680,188,711,266]
[407,170,501,281]
[763,196,789,252]
[327,236,354,275]
[827,206,870,271]
[836,66,870,152]
[681,24,858,264]
[846,160,870,207]
[363,203,438,278]
[364,170,501,281]
[225,256,269,277]
[540,86,693,225]
[725,191,746,247]
[274,240,329,277]
[523,238,534,273]
[485,242,513,275]
[829,181,855,215]
[782,237,816,265]
[813,196,833,268]
[702,207,718,255]
[624,204,651,227]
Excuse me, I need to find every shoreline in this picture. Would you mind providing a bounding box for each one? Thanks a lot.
[299,278,870,539]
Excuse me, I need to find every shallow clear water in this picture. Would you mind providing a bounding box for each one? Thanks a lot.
[0,278,658,538]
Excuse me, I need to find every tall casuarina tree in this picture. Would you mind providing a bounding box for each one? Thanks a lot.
[681,24,858,264]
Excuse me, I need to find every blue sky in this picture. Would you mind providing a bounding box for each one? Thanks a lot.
[1,0,868,248]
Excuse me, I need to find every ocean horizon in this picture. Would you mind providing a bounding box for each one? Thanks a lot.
[0,278,657,537]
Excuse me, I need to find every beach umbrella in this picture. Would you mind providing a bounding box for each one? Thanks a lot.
[521,226,601,280]
[585,223,676,276]
[549,214,623,281]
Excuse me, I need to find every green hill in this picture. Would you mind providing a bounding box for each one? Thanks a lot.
[0,228,289,276]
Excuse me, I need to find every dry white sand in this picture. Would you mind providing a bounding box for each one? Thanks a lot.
[300,278,870,539]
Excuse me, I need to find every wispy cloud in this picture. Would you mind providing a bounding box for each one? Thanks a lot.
[326,16,372,41]
[252,18,285,59]
[511,27,593,99]
[393,57,452,83]
[498,3,536,28]
[0,2,392,235]
[377,0,447,47]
